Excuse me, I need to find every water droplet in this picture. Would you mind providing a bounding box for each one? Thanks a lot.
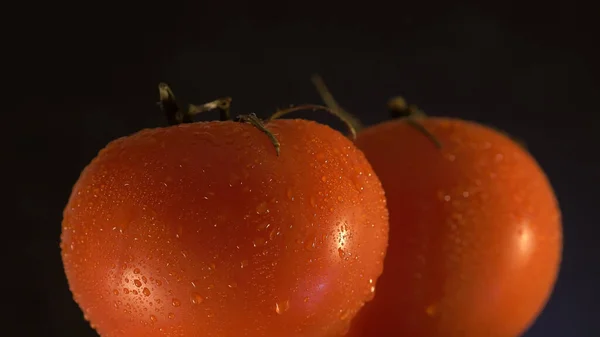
[495,153,504,162]
[172,298,181,307]
[134,280,142,287]
[286,188,294,200]
[240,260,248,268]
[143,288,151,296]
[133,268,141,274]
[209,262,216,270]
[269,228,279,240]
[256,222,270,231]
[113,289,119,295]
[462,191,470,198]
[275,300,290,314]
[168,312,175,319]
[253,237,267,247]
[321,175,327,182]
[310,197,317,207]
[304,235,316,250]
[426,304,437,316]
[338,247,346,258]
[444,195,451,202]
[155,279,163,287]
[228,282,238,288]
[256,202,269,214]
[191,292,204,305]
[123,288,129,294]
[149,314,157,323]
[339,309,352,320]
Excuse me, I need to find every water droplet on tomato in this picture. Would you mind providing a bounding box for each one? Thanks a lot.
[339,309,351,320]
[275,300,290,314]
[425,304,437,316]
[191,292,204,305]
[256,201,269,214]
[133,268,140,274]
[240,260,248,268]
[149,314,157,323]
[172,298,181,307]
[286,188,294,200]
[134,280,142,287]
[143,288,151,296]
[256,222,270,231]
[113,289,119,295]
[338,247,346,258]
[253,237,267,247]
[310,197,317,207]
[304,235,317,250]
[168,312,175,319]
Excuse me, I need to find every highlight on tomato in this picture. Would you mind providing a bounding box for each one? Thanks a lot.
[312,75,563,337]
[60,84,389,337]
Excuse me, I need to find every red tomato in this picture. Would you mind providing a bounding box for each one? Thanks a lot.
[61,119,389,337]
[346,117,562,337]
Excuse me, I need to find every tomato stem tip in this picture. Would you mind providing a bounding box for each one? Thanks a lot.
[189,97,233,122]
[237,113,281,156]
[387,97,441,149]
[310,74,365,134]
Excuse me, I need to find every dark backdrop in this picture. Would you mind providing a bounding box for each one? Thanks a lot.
[7,2,598,337]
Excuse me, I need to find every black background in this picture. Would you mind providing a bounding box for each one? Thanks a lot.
[7,2,599,336]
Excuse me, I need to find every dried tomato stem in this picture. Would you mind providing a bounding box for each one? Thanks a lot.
[237,113,281,156]
[189,97,233,121]
[310,74,364,133]
[267,104,357,140]
[387,96,425,119]
[386,97,441,148]
[158,83,192,125]
[158,83,233,124]
[310,76,442,149]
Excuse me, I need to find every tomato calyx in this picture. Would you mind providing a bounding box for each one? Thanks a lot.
[311,74,442,149]
[157,82,357,157]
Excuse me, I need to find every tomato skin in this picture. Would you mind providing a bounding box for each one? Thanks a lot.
[61,119,388,337]
[346,118,562,337]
